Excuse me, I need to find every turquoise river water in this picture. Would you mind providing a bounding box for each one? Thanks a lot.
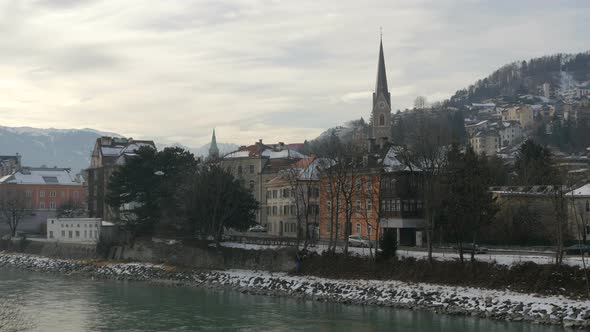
[0,268,570,331]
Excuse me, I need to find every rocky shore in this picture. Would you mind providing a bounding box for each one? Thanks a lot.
[1,252,589,329]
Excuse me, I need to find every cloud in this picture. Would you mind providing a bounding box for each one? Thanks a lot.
[0,0,588,148]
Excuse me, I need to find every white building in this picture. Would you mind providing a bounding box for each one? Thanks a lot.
[46,218,102,243]
[499,121,524,148]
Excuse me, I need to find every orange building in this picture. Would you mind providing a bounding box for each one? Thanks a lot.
[0,167,87,234]
[319,171,381,242]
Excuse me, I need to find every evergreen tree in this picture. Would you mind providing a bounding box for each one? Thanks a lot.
[514,139,557,185]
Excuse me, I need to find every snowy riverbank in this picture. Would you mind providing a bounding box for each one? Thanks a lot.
[1,252,589,329]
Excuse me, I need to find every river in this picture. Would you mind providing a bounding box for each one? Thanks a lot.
[0,268,569,332]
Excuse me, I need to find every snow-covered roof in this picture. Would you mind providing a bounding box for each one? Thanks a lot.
[261,149,306,159]
[224,147,306,160]
[566,183,590,197]
[383,147,416,172]
[224,150,251,158]
[101,146,124,156]
[0,167,81,186]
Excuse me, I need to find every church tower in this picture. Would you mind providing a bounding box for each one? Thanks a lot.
[208,129,219,159]
[369,36,392,147]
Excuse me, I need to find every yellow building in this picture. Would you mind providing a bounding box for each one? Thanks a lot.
[501,106,534,129]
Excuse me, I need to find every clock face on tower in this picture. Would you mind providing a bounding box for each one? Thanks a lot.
[379,101,386,108]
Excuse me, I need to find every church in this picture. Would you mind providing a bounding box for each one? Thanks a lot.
[368,36,393,150]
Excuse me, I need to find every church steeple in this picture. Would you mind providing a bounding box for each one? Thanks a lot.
[208,129,219,159]
[373,37,391,106]
[369,35,392,146]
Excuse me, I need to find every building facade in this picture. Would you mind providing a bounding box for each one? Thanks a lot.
[221,140,306,225]
[469,130,499,156]
[0,167,86,211]
[501,106,534,129]
[265,158,321,238]
[46,218,102,243]
[86,136,156,221]
[0,167,87,234]
[0,154,21,178]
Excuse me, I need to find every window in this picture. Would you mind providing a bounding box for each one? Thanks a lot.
[266,207,271,216]
[84,230,87,238]
[50,191,56,197]
[50,202,56,209]
[379,114,385,126]
[355,200,361,213]
[75,231,80,238]
[366,199,372,216]
[39,202,45,209]
[586,201,589,212]
[39,191,45,198]
[51,220,54,224]
[272,206,277,216]
[327,201,332,212]
[61,230,65,237]
[73,191,79,199]
[291,205,296,215]
[249,180,255,191]
[283,206,289,215]
[368,224,372,237]
[237,166,243,175]
[356,178,362,191]
[49,231,53,238]
[272,190,277,199]
[366,178,372,192]
[356,223,361,235]
[249,164,255,174]
[25,190,32,197]
[68,231,72,238]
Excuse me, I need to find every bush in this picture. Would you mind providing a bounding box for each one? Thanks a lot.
[379,230,397,260]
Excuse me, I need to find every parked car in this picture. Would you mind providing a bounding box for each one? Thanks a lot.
[348,235,373,248]
[564,244,590,256]
[453,243,488,254]
[247,225,267,233]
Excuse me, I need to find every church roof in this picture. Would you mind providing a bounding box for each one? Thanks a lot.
[374,38,391,106]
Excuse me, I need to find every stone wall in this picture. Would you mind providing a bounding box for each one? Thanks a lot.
[2,239,98,259]
[115,241,297,272]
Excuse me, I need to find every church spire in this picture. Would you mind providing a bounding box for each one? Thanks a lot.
[208,129,219,159]
[373,37,391,106]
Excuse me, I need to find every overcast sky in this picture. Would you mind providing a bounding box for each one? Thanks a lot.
[0,0,588,147]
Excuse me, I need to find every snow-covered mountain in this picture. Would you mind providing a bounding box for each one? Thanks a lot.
[0,125,240,174]
[0,126,121,174]
[449,51,590,106]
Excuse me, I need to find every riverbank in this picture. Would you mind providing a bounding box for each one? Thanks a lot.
[1,252,589,329]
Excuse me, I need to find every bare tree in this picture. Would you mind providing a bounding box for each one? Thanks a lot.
[357,170,383,261]
[282,159,321,249]
[414,96,428,109]
[569,187,590,297]
[395,115,451,263]
[0,188,29,237]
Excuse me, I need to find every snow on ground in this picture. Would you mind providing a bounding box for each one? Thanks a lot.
[219,242,590,267]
